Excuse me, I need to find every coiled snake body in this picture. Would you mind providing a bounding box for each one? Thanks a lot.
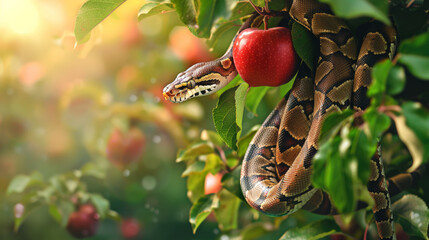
[163,1,427,239]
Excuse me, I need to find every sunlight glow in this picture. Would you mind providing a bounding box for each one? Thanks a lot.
[0,0,40,35]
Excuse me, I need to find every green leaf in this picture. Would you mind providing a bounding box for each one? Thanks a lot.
[182,161,205,177]
[398,31,429,80]
[279,219,342,240]
[314,126,373,213]
[106,210,122,222]
[81,162,106,179]
[318,109,354,144]
[7,175,31,195]
[368,59,392,98]
[319,0,390,25]
[171,0,197,31]
[176,141,214,162]
[221,165,245,201]
[213,83,248,150]
[201,129,224,146]
[246,86,270,114]
[195,0,228,39]
[49,201,75,227]
[14,202,41,232]
[237,125,260,158]
[213,190,241,231]
[138,2,174,21]
[171,0,228,38]
[386,65,406,95]
[90,194,110,219]
[363,107,391,144]
[392,194,429,239]
[74,0,127,45]
[187,172,206,203]
[292,22,318,72]
[240,223,271,240]
[7,173,44,195]
[398,55,429,80]
[189,194,219,233]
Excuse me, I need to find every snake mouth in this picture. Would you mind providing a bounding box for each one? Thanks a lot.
[163,83,218,103]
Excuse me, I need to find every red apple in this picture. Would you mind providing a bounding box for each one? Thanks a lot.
[106,127,145,167]
[204,172,223,194]
[66,204,99,238]
[233,27,298,87]
[120,218,141,239]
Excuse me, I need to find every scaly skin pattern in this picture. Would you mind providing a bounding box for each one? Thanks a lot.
[164,1,428,239]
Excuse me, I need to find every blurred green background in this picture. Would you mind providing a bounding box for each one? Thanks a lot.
[0,0,279,239]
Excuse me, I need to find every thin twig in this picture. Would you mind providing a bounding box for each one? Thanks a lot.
[216,146,232,172]
[406,0,415,8]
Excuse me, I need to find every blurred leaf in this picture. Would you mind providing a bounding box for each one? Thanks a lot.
[7,173,44,195]
[213,190,240,231]
[176,141,214,162]
[246,86,270,114]
[74,0,127,45]
[7,175,31,195]
[368,60,392,98]
[241,223,271,240]
[318,109,353,144]
[203,154,223,174]
[189,194,219,233]
[138,2,174,21]
[279,218,342,240]
[392,194,429,239]
[347,128,374,184]
[292,22,318,72]
[182,161,205,177]
[106,210,122,222]
[314,126,372,213]
[201,129,224,147]
[213,83,248,150]
[81,162,106,179]
[49,201,74,227]
[400,102,429,170]
[187,172,206,203]
[398,31,429,80]
[221,166,244,201]
[363,107,391,144]
[48,204,62,225]
[318,0,390,25]
[90,194,110,219]
[386,65,406,95]
[237,125,260,158]
[14,202,41,232]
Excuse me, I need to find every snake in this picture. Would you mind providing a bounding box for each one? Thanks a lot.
[163,1,427,239]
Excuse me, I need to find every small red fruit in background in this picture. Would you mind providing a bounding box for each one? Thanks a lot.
[204,172,223,194]
[66,204,99,238]
[120,218,141,239]
[233,27,298,87]
[106,127,145,167]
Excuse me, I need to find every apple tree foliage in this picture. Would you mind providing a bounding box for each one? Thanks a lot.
[7,0,429,239]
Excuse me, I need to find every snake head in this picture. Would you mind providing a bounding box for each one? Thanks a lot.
[163,57,237,103]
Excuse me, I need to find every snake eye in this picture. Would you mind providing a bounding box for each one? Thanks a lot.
[187,80,196,89]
